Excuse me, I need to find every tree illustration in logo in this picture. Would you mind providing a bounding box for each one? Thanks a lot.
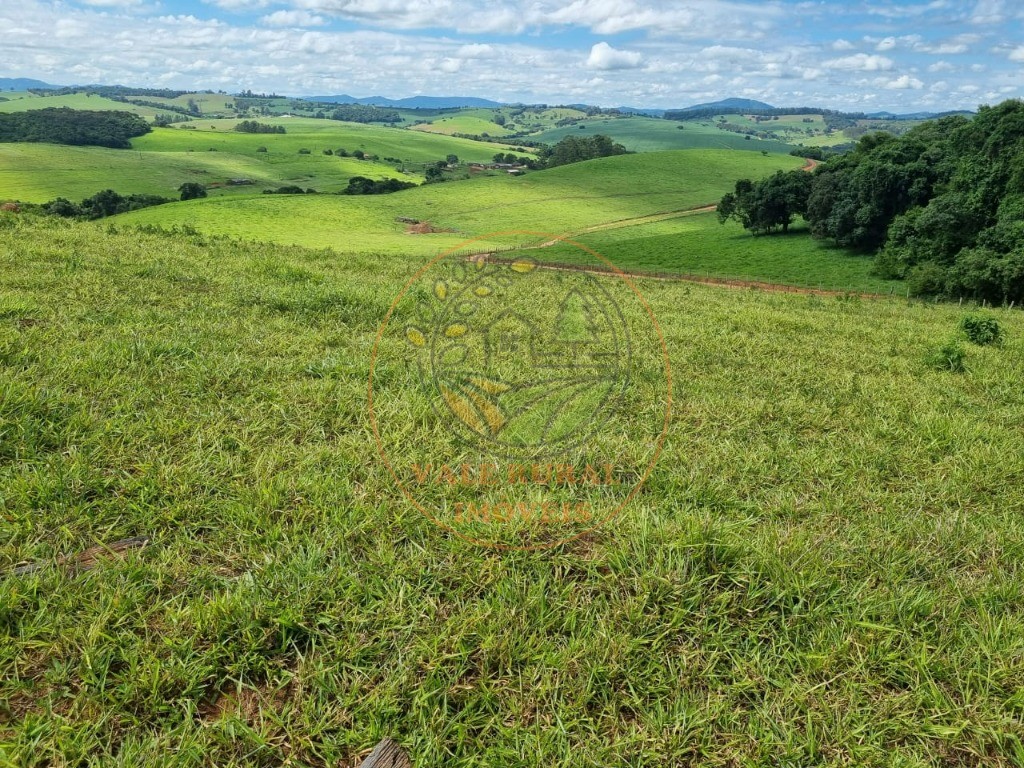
[405,258,629,456]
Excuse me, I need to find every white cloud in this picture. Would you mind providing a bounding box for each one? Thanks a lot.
[832,38,856,51]
[970,0,1006,24]
[260,10,328,26]
[823,53,894,71]
[884,74,924,89]
[927,60,955,72]
[1009,46,1024,61]
[875,36,897,51]
[585,41,642,70]
[457,43,496,58]
[865,0,949,18]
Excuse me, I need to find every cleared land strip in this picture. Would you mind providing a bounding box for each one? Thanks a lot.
[478,253,892,299]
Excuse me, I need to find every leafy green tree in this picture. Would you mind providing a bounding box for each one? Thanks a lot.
[718,170,812,235]
[178,183,207,201]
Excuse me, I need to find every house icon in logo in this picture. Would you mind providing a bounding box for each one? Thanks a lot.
[483,286,616,376]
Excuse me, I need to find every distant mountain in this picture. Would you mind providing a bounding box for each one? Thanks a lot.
[0,77,61,91]
[866,110,975,120]
[680,97,775,111]
[613,106,666,117]
[308,94,504,109]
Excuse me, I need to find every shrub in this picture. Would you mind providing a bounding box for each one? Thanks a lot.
[927,338,967,373]
[256,146,267,153]
[960,314,1004,346]
[298,148,311,155]
[178,182,207,201]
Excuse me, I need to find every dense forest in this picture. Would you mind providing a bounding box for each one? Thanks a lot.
[328,104,402,124]
[719,99,1024,302]
[0,108,151,148]
[233,120,286,134]
[540,134,628,168]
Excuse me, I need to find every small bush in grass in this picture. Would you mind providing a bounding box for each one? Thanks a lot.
[927,338,968,373]
[298,148,311,155]
[256,146,267,153]
[960,314,1003,346]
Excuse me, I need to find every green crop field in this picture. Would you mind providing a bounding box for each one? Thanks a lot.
[531,116,795,153]
[0,92,168,119]
[113,150,804,255]
[0,90,236,119]
[137,120,530,164]
[517,213,900,293]
[4,215,1024,765]
[410,115,512,136]
[0,143,409,203]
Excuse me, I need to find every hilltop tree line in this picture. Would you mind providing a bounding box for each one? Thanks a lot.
[718,99,1024,302]
[327,104,401,124]
[0,108,151,148]
[539,134,628,167]
[234,120,286,134]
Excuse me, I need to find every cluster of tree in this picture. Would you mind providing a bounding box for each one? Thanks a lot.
[234,120,286,134]
[154,114,193,127]
[42,189,171,219]
[128,99,194,116]
[341,176,417,195]
[262,186,315,194]
[40,86,202,99]
[539,134,628,168]
[491,152,534,165]
[666,106,868,122]
[236,90,284,99]
[789,146,829,160]
[328,104,402,124]
[0,108,151,148]
[719,100,1024,302]
[718,170,813,235]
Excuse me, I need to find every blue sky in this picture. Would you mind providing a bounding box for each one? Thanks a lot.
[2,0,1022,110]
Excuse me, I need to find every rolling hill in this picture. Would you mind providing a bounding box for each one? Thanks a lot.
[112,149,804,254]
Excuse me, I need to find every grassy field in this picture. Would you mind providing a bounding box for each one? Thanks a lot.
[0,118,542,203]
[531,117,795,153]
[3,216,1024,765]
[113,150,804,255]
[136,120,530,164]
[410,115,512,137]
[0,92,169,119]
[0,91,236,119]
[0,143,409,203]
[518,214,900,293]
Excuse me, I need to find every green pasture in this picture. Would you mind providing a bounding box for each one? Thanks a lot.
[519,213,900,293]
[0,92,167,119]
[138,120,530,164]
[3,215,1024,765]
[531,116,795,153]
[410,115,512,137]
[0,143,409,203]
[113,150,804,254]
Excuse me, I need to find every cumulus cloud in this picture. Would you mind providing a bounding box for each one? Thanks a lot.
[1009,46,1024,61]
[832,39,856,51]
[970,0,1006,24]
[823,53,894,71]
[585,41,643,70]
[260,10,327,26]
[927,60,955,72]
[875,36,897,51]
[884,74,924,89]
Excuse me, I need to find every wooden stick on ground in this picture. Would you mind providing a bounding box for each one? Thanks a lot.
[8,536,150,577]
[358,738,411,768]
